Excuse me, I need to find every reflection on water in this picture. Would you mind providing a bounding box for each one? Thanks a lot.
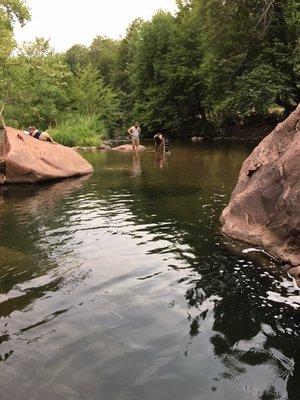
[131,152,142,178]
[155,150,167,169]
[0,142,299,400]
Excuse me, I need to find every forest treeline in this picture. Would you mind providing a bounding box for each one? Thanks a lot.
[0,0,299,143]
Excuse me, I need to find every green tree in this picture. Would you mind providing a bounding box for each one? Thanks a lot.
[130,11,178,134]
[64,44,89,72]
[0,0,30,117]
[1,0,299,138]
[197,0,300,126]
[129,9,207,136]
[0,0,30,60]
[4,38,70,129]
[112,18,144,128]
[89,36,119,85]
[69,63,105,115]
[69,63,120,136]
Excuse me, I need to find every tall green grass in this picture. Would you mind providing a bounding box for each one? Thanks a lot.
[49,115,104,147]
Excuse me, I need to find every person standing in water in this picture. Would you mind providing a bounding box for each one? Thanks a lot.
[154,133,164,151]
[163,134,171,153]
[128,122,141,151]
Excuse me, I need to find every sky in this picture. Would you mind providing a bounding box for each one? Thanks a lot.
[15,0,178,52]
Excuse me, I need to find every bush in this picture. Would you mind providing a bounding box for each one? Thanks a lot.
[49,114,105,147]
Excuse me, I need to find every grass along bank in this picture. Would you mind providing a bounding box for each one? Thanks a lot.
[49,115,104,147]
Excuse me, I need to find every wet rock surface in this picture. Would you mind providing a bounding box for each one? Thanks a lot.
[112,144,146,151]
[0,127,93,184]
[221,105,300,280]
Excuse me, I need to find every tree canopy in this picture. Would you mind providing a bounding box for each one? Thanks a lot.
[0,0,299,139]
[0,0,30,59]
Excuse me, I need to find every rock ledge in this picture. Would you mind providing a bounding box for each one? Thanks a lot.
[221,105,300,281]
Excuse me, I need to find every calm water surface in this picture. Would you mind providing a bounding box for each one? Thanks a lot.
[0,142,299,400]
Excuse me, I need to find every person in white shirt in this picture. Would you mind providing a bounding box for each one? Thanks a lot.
[128,122,141,151]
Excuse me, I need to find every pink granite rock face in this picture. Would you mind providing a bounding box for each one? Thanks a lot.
[221,105,300,280]
[112,144,146,151]
[0,127,93,184]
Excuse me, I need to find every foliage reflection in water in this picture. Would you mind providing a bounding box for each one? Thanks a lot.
[0,142,299,400]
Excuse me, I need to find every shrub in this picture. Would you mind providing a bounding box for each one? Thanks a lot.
[49,114,105,147]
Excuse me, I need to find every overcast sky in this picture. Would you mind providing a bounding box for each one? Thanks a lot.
[15,0,178,52]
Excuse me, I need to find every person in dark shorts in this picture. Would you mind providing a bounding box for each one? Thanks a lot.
[163,135,170,153]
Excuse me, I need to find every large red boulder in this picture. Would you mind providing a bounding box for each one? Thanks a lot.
[0,127,93,184]
[221,105,300,277]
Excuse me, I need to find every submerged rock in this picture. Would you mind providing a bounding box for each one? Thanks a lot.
[221,104,300,277]
[112,144,146,151]
[99,144,111,150]
[0,127,93,184]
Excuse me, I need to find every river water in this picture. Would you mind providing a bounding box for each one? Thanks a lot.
[0,142,299,400]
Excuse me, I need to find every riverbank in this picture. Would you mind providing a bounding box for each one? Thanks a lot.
[73,123,275,152]
[221,120,279,142]
[49,115,104,148]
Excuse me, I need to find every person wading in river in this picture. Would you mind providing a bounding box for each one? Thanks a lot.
[128,122,141,151]
[154,133,170,153]
[154,133,164,151]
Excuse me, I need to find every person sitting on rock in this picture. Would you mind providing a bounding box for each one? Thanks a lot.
[28,126,55,143]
